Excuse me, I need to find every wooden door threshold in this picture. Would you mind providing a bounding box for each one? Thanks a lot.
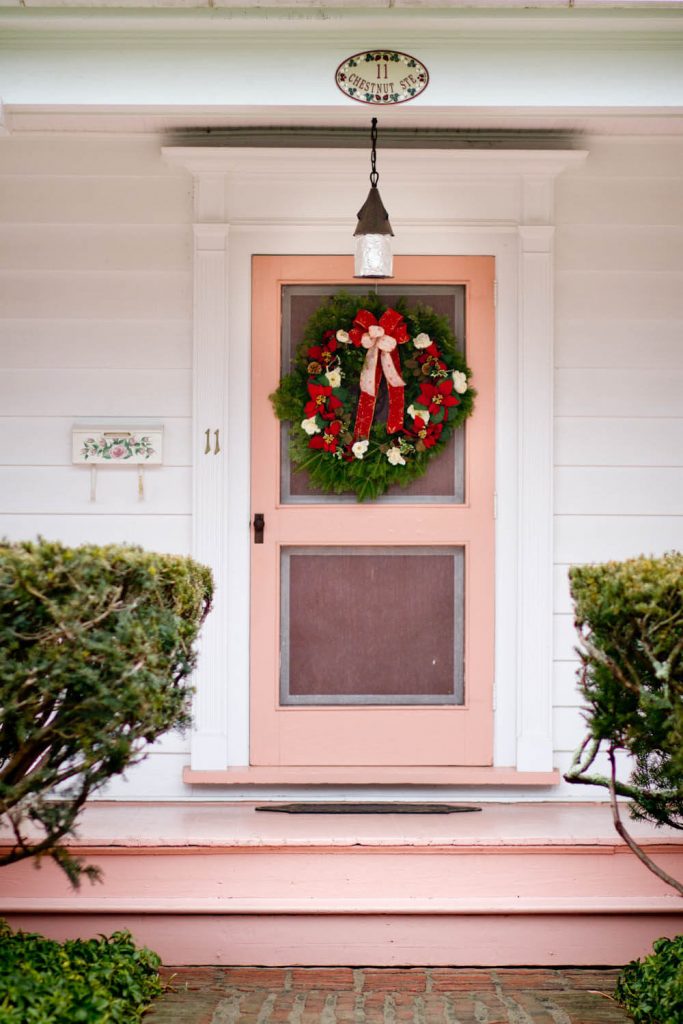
[183,766,561,786]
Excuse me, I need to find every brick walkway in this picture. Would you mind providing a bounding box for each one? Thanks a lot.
[146,967,632,1024]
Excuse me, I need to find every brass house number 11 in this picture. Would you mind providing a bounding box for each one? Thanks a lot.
[335,50,429,105]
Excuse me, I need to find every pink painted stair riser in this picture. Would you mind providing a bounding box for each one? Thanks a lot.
[2,802,681,966]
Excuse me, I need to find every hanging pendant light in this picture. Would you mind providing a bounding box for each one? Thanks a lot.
[354,117,394,279]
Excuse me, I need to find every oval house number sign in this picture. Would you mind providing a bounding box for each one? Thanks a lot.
[335,50,429,105]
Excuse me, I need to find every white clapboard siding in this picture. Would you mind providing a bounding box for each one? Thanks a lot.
[553,662,585,710]
[556,319,683,369]
[553,565,574,615]
[1,132,681,802]
[553,707,590,753]
[0,320,191,370]
[101,732,193,767]
[553,135,683,790]
[0,417,192,466]
[0,137,184,178]
[555,516,683,564]
[555,467,683,516]
[97,753,193,801]
[0,370,191,416]
[578,138,683,179]
[0,224,191,272]
[0,271,191,320]
[557,224,683,272]
[552,748,633,795]
[556,178,683,226]
[0,177,192,225]
[556,417,683,466]
[146,731,192,757]
[0,514,192,553]
[555,226,683,273]
[555,368,683,417]
[553,615,580,665]
[556,271,683,321]
[0,466,192,515]
[0,136,200,804]
[553,721,633,786]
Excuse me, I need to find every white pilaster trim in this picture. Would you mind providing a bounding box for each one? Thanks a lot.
[516,219,556,772]
[190,221,230,770]
[194,173,226,223]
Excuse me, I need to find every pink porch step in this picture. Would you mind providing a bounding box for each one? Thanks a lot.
[2,801,681,966]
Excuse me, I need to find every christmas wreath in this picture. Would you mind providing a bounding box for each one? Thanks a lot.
[270,291,475,501]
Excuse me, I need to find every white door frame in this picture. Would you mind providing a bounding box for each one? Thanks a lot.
[163,145,587,783]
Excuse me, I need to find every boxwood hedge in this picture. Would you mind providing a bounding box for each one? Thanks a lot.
[564,552,682,832]
[616,934,683,1024]
[0,922,162,1024]
[0,540,213,885]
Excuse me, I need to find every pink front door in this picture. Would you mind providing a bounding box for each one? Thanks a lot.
[251,255,495,768]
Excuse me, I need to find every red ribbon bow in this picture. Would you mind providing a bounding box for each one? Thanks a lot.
[349,309,409,440]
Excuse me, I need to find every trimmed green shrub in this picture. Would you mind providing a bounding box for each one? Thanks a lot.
[0,921,162,1024]
[615,935,683,1024]
[564,552,682,825]
[564,552,682,893]
[0,540,213,885]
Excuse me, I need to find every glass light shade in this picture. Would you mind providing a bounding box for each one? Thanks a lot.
[354,234,393,279]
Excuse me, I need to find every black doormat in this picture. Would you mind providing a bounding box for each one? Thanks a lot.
[255,803,482,814]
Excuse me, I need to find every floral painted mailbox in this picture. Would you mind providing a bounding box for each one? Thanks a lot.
[72,426,164,502]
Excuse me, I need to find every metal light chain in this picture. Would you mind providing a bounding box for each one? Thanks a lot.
[369,117,379,187]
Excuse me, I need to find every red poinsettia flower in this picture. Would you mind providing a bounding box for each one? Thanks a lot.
[307,333,338,366]
[418,380,461,417]
[420,342,442,359]
[404,416,443,449]
[304,383,342,421]
[309,419,342,453]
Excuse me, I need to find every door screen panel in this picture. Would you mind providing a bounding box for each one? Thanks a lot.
[280,546,465,705]
[280,285,466,504]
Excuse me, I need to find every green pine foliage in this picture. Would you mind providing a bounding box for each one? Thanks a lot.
[0,540,213,885]
[615,935,683,1024]
[564,552,683,830]
[0,922,163,1024]
[270,291,475,502]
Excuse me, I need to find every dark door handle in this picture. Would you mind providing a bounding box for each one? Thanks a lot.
[253,513,265,544]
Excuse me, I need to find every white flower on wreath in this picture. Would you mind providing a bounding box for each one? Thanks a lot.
[452,370,468,395]
[301,416,321,436]
[325,368,342,389]
[352,439,369,460]
[407,404,430,424]
[336,330,351,344]
[413,333,432,349]
[386,447,406,467]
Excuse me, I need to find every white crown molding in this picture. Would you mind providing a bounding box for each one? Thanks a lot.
[164,147,588,183]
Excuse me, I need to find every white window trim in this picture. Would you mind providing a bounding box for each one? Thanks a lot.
[163,146,587,777]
